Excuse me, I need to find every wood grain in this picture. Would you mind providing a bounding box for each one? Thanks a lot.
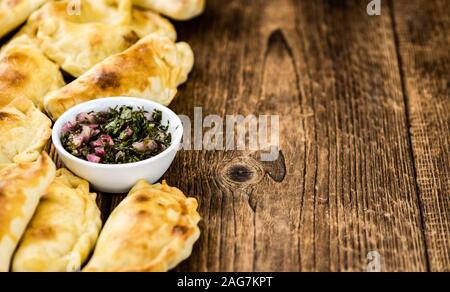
[2,0,448,272]
[165,0,433,271]
[391,0,450,272]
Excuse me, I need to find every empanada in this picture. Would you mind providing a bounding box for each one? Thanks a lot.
[0,0,48,39]
[132,0,205,20]
[0,35,65,109]
[12,169,102,272]
[44,33,194,120]
[21,0,176,77]
[0,98,52,165]
[83,180,201,272]
[0,152,56,272]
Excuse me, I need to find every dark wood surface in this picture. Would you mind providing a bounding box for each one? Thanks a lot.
[37,0,450,272]
[392,0,450,272]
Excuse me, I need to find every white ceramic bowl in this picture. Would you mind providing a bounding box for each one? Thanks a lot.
[52,97,183,194]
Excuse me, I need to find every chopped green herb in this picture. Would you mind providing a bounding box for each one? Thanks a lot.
[61,106,172,164]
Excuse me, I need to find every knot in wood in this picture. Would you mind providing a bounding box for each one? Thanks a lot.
[227,164,254,183]
[219,157,265,188]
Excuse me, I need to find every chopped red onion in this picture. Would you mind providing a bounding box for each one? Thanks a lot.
[115,151,125,160]
[91,129,101,137]
[71,134,84,148]
[132,141,145,152]
[91,139,103,148]
[125,126,133,137]
[100,135,115,146]
[76,112,96,124]
[81,125,93,141]
[144,112,153,121]
[133,139,157,152]
[87,154,101,163]
[94,147,106,157]
[61,121,76,134]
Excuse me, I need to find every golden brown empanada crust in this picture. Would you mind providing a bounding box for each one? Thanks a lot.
[12,169,102,272]
[0,35,65,109]
[0,0,48,39]
[0,98,52,165]
[0,152,56,272]
[132,0,205,21]
[83,180,201,272]
[18,0,176,77]
[44,34,194,120]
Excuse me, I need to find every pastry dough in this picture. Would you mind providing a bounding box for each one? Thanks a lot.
[0,0,48,39]
[0,98,52,165]
[0,152,56,272]
[21,0,176,77]
[0,35,65,109]
[132,0,205,20]
[44,33,194,120]
[83,180,201,272]
[12,169,102,272]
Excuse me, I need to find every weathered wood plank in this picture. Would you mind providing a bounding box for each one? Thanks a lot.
[10,0,446,272]
[167,0,429,271]
[391,0,450,272]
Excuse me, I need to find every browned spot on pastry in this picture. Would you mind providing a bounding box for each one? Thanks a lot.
[0,189,27,240]
[95,70,120,90]
[0,112,12,120]
[4,51,29,63]
[89,34,103,48]
[0,191,6,215]
[39,193,52,203]
[1,69,26,86]
[137,210,150,217]
[6,0,22,8]
[172,225,189,236]
[134,195,149,203]
[180,204,189,215]
[123,31,139,46]
[30,226,56,240]
[0,53,31,87]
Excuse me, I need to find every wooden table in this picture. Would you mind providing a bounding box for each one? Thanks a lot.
[49,0,449,272]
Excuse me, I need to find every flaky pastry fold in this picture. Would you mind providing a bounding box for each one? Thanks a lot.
[132,0,205,20]
[44,34,194,120]
[0,152,56,272]
[12,169,102,272]
[0,98,52,166]
[84,180,201,272]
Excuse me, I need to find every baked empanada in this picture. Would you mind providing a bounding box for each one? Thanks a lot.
[21,0,176,77]
[44,34,194,120]
[132,0,205,20]
[0,0,48,39]
[0,152,56,272]
[0,35,65,109]
[0,98,52,165]
[12,169,102,272]
[83,180,201,272]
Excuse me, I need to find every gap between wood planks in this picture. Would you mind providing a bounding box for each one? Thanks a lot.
[389,0,450,272]
[388,0,432,272]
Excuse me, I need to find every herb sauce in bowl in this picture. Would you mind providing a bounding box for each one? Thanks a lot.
[61,106,172,164]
